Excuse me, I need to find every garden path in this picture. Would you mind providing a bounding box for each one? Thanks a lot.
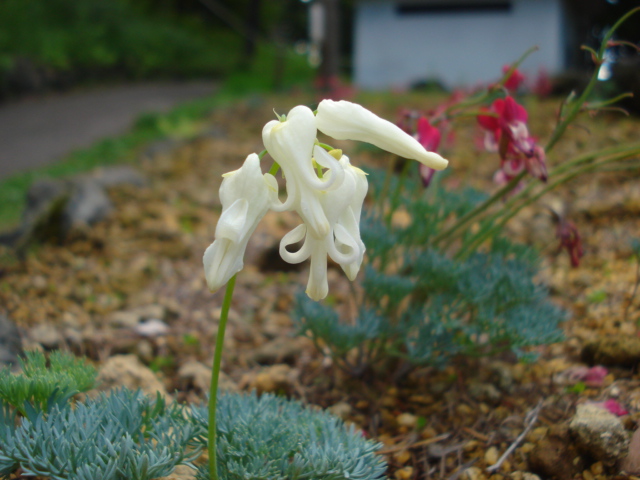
[0,81,215,179]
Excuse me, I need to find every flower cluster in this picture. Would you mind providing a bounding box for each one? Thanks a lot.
[204,100,448,300]
[477,95,547,184]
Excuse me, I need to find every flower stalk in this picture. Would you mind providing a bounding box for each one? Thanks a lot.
[208,274,237,480]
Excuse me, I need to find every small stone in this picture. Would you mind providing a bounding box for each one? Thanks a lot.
[569,403,629,465]
[249,337,309,365]
[243,364,297,395]
[394,450,411,465]
[463,466,485,480]
[528,436,583,480]
[129,304,167,321]
[29,323,63,349]
[620,427,640,474]
[134,319,170,337]
[468,381,502,404]
[328,402,352,420]
[582,335,640,368]
[177,360,238,393]
[135,340,155,363]
[397,413,418,428]
[156,465,197,480]
[108,311,141,328]
[485,446,500,466]
[96,354,169,399]
[394,466,413,480]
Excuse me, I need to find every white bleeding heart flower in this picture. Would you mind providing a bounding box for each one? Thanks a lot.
[203,153,277,293]
[262,105,344,239]
[315,99,449,171]
[279,150,367,300]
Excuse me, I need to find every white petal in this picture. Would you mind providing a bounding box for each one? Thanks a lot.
[215,198,248,242]
[316,99,448,170]
[279,224,312,264]
[305,238,329,301]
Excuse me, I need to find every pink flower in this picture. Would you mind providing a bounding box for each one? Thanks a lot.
[594,399,629,417]
[583,366,608,385]
[502,65,526,91]
[478,96,547,183]
[556,219,584,267]
[415,117,442,187]
[478,96,533,158]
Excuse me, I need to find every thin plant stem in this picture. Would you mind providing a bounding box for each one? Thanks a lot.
[455,152,640,259]
[208,274,237,480]
[452,143,640,253]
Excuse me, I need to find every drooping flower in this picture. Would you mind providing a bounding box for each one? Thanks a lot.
[316,99,448,170]
[203,153,277,292]
[556,219,584,267]
[478,96,533,158]
[478,96,547,183]
[262,105,344,239]
[279,152,368,300]
[205,100,449,301]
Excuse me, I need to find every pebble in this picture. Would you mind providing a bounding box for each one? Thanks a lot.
[620,427,640,474]
[96,354,169,399]
[177,360,238,393]
[249,337,309,365]
[569,403,629,465]
[397,413,418,428]
[485,446,500,466]
[242,364,298,395]
[134,319,170,337]
[156,465,197,480]
[463,466,485,480]
[394,466,413,480]
[29,323,63,349]
[582,335,640,368]
[327,401,352,420]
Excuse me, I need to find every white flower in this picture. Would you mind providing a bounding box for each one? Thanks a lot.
[279,150,367,300]
[262,105,344,239]
[316,99,448,170]
[203,153,276,292]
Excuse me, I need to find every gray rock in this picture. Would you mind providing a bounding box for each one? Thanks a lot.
[63,178,113,230]
[0,314,22,369]
[1,166,147,249]
[569,403,629,465]
[29,323,63,349]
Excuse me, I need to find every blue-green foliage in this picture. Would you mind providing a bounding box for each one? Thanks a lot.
[0,388,199,480]
[191,392,387,480]
[294,173,565,374]
[0,350,97,415]
[0,353,387,480]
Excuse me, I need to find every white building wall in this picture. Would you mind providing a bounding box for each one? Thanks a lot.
[354,0,563,89]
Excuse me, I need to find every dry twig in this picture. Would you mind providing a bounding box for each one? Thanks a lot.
[486,401,543,474]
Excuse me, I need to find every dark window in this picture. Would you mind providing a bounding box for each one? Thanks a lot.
[396,2,512,15]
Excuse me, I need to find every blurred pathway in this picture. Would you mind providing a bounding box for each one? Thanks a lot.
[0,82,216,179]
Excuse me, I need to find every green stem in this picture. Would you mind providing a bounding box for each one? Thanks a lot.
[430,172,525,247]
[208,274,237,480]
[269,162,280,176]
[452,143,640,253]
[545,7,640,154]
[455,151,640,259]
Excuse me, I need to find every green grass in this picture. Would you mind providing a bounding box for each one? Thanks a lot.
[0,45,314,230]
